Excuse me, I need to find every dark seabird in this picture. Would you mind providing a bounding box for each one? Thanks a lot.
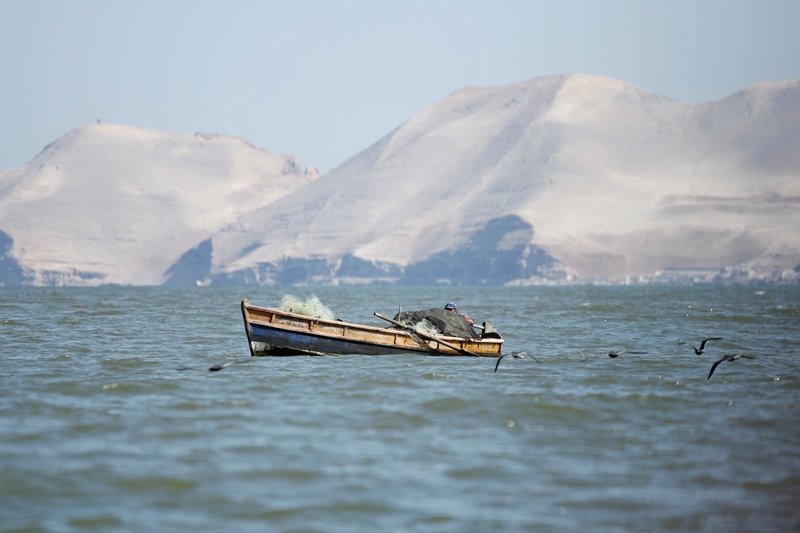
[681,337,723,355]
[494,351,537,372]
[607,351,648,358]
[707,353,754,380]
[577,350,646,362]
[208,359,250,372]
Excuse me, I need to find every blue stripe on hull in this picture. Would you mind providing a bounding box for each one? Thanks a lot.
[248,323,428,356]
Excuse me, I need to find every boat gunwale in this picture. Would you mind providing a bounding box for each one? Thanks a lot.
[244,300,410,335]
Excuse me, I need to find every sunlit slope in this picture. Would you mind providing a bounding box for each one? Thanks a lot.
[0,124,319,285]
[210,74,800,282]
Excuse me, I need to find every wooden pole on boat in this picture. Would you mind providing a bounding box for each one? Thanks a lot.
[373,312,487,358]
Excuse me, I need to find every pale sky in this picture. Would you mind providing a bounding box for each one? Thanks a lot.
[2,0,799,174]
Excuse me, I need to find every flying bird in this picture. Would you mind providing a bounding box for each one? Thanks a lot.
[494,351,538,372]
[577,350,647,362]
[607,350,648,358]
[680,337,724,355]
[208,359,250,372]
[707,353,754,380]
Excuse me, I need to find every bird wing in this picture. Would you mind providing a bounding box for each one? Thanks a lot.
[699,337,724,350]
[494,355,505,373]
[707,357,726,379]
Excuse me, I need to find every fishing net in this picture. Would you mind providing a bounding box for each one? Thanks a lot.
[280,294,336,320]
[393,308,478,339]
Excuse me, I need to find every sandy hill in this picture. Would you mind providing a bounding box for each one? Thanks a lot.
[0,124,319,285]
[1,74,798,286]
[207,74,800,285]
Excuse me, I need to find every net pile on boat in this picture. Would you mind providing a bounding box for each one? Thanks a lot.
[393,308,479,340]
[279,294,336,320]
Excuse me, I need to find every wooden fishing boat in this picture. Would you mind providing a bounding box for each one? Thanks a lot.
[241,299,503,357]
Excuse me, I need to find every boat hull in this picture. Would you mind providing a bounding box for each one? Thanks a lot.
[241,299,503,357]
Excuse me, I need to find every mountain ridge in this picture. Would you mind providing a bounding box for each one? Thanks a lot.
[0,123,320,285]
[1,74,798,286]
[206,74,800,284]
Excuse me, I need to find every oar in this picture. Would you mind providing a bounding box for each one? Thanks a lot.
[374,312,488,358]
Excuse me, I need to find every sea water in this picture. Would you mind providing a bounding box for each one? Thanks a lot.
[1,285,798,532]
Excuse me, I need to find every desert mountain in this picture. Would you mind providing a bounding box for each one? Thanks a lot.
[0,124,319,285]
[204,74,800,285]
[1,74,798,286]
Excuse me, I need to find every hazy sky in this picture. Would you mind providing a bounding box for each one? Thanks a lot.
[2,0,799,173]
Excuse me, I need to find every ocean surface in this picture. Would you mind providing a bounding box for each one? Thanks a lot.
[1,285,798,532]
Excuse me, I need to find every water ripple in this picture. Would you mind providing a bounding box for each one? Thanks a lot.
[1,285,799,532]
